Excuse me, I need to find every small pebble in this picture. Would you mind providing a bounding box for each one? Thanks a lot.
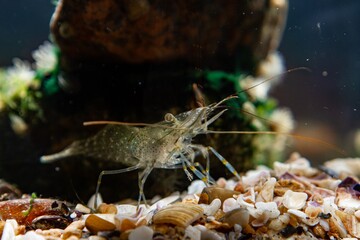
[75,203,91,214]
[85,214,116,234]
[97,203,117,214]
[222,208,249,227]
[128,225,153,240]
[62,220,85,239]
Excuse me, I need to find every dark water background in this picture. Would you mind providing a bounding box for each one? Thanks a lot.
[277,1,360,159]
[0,0,360,168]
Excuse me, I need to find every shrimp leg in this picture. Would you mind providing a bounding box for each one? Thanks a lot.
[138,165,154,207]
[192,162,216,185]
[180,153,210,184]
[208,147,241,180]
[180,157,215,184]
[181,158,194,181]
[95,164,141,209]
[189,144,211,183]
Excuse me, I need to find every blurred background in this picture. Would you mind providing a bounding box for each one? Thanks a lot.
[0,0,359,189]
[275,0,360,160]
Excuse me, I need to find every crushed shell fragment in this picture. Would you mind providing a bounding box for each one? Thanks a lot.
[283,190,308,210]
[152,203,203,228]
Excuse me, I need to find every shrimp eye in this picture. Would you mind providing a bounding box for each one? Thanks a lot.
[164,113,175,122]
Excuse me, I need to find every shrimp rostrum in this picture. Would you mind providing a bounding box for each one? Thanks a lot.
[40,95,241,206]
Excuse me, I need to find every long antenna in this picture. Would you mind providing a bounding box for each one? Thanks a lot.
[83,120,187,130]
[237,67,311,95]
[204,67,311,112]
[206,130,346,156]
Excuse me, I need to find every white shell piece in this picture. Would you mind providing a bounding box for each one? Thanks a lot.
[316,179,341,191]
[336,190,360,210]
[283,190,308,210]
[75,203,92,214]
[255,202,280,219]
[116,204,138,216]
[236,194,254,209]
[301,217,320,226]
[87,193,103,209]
[268,214,290,231]
[88,236,109,240]
[128,226,153,240]
[324,158,360,176]
[200,198,221,216]
[150,194,180,211]
[194,225,225,240]
[355,210,360,220]
[2,219,18,240]
[287,209,307,219]
[225,179,238,190]
[182,194,199,204]
[184,225,201,240]
[15,231,46,240]
[319,219,330,232]
[223,198,239,213]
[274,157,317,177]
[187,180,206,194]
[242,170,270,187]
[115,205,145,231]
[247,201,280,227]
[256,177,276,202]
[273,196,284,206]
[323,196,339,213]
[216,178,227,188]
[251,211,270,227]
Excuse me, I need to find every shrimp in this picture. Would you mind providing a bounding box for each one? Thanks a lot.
[40,95,242,207]
[41,68,340,208]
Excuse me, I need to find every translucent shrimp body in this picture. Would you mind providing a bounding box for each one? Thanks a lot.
[40,96,241,207]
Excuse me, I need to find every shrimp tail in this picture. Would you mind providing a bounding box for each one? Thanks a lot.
[40,148,74,163]
[40,125,141,164]
[40,133,99,163]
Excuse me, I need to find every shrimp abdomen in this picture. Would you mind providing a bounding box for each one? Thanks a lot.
[41,125,140,166]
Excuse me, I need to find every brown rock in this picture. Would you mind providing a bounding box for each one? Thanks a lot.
[51,0,288,68]
[0,198,70,226]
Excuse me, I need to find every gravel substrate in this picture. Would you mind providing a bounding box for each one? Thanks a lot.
[1,153,360,239]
